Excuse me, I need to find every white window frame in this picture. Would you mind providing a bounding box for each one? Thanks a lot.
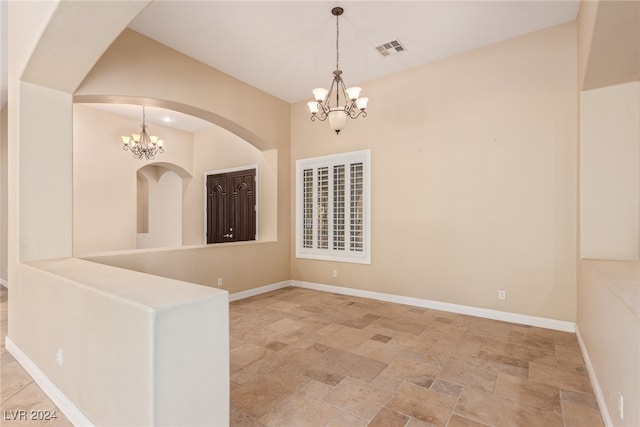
[295,150,371,264]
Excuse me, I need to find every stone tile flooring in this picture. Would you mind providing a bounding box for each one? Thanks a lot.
[230,287,604,427]
[1,285,605,426]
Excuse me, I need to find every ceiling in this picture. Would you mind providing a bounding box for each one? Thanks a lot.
[86,103,214,133]
[1,1,580,129]
[128,1,579,104]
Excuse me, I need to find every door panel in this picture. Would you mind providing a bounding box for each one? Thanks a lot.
[206,175,228,244]
[206,169,255,244]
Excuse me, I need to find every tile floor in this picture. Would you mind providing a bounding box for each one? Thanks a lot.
[1,285,605,426]
[229,287,604,427]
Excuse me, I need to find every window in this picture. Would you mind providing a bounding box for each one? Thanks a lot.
[296,150,370,264]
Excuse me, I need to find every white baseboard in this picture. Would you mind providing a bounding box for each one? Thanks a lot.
[292,280,576,333]
[575,326,613,427]
[5,337,94,427]
[228,280,291,302]
[1,278,8,288]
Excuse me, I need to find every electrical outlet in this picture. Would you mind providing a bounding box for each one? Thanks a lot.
[618,392,624,420]
[498,290,506,300]
[332,270,338,278]
[56,348,63,367]
[217,277,223,287]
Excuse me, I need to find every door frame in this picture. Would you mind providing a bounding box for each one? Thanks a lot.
[203,164,259,244]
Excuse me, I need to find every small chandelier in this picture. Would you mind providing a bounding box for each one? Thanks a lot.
[308,7,368,135]
[120,106,165,160]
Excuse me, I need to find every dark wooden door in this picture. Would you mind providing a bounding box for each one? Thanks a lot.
[206,169,256,244]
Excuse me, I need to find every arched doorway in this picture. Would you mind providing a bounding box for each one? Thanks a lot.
[136,164,185,249]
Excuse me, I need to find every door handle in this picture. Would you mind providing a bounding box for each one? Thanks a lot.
[223,233,234,238]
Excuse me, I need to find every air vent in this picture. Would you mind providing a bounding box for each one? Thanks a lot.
[375,40,406,57]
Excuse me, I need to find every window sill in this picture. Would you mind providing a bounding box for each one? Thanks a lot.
[296,252,371,265]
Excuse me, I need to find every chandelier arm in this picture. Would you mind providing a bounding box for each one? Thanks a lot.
[310,113,329,122]
[338,77,349,111]
[319,106,330,118]
[347,107,367,119]
[345,101,357,117]
[313,98,330,120]
[323,78,338,111]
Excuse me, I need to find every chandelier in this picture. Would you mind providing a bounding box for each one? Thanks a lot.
[308,7,368,135]
[120,106,165,160]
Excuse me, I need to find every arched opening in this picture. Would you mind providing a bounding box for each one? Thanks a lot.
[136,164,184,249]
[71,102,278,255]
[73,95,271,151]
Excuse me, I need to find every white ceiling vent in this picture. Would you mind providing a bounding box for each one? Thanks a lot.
[375,40,406,57]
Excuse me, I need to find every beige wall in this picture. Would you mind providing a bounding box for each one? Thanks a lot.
[85,241,289,295]
[75,29,291,152]
[580,81,640,260]
[578,260,639,427]
[76,28,291,294]
[7,2,235,425]
[136,167,183,249]
[291,22,578,322]
[73,105,193,255]
[1,106,7,284]
[73,104,279,254]
[577,0,598,90]
[87,125,285,294]
[576,2,640,426]
[182,125,279,245]
[15,258,229,426]
[578,0,640,91]
[19,82,73,262]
